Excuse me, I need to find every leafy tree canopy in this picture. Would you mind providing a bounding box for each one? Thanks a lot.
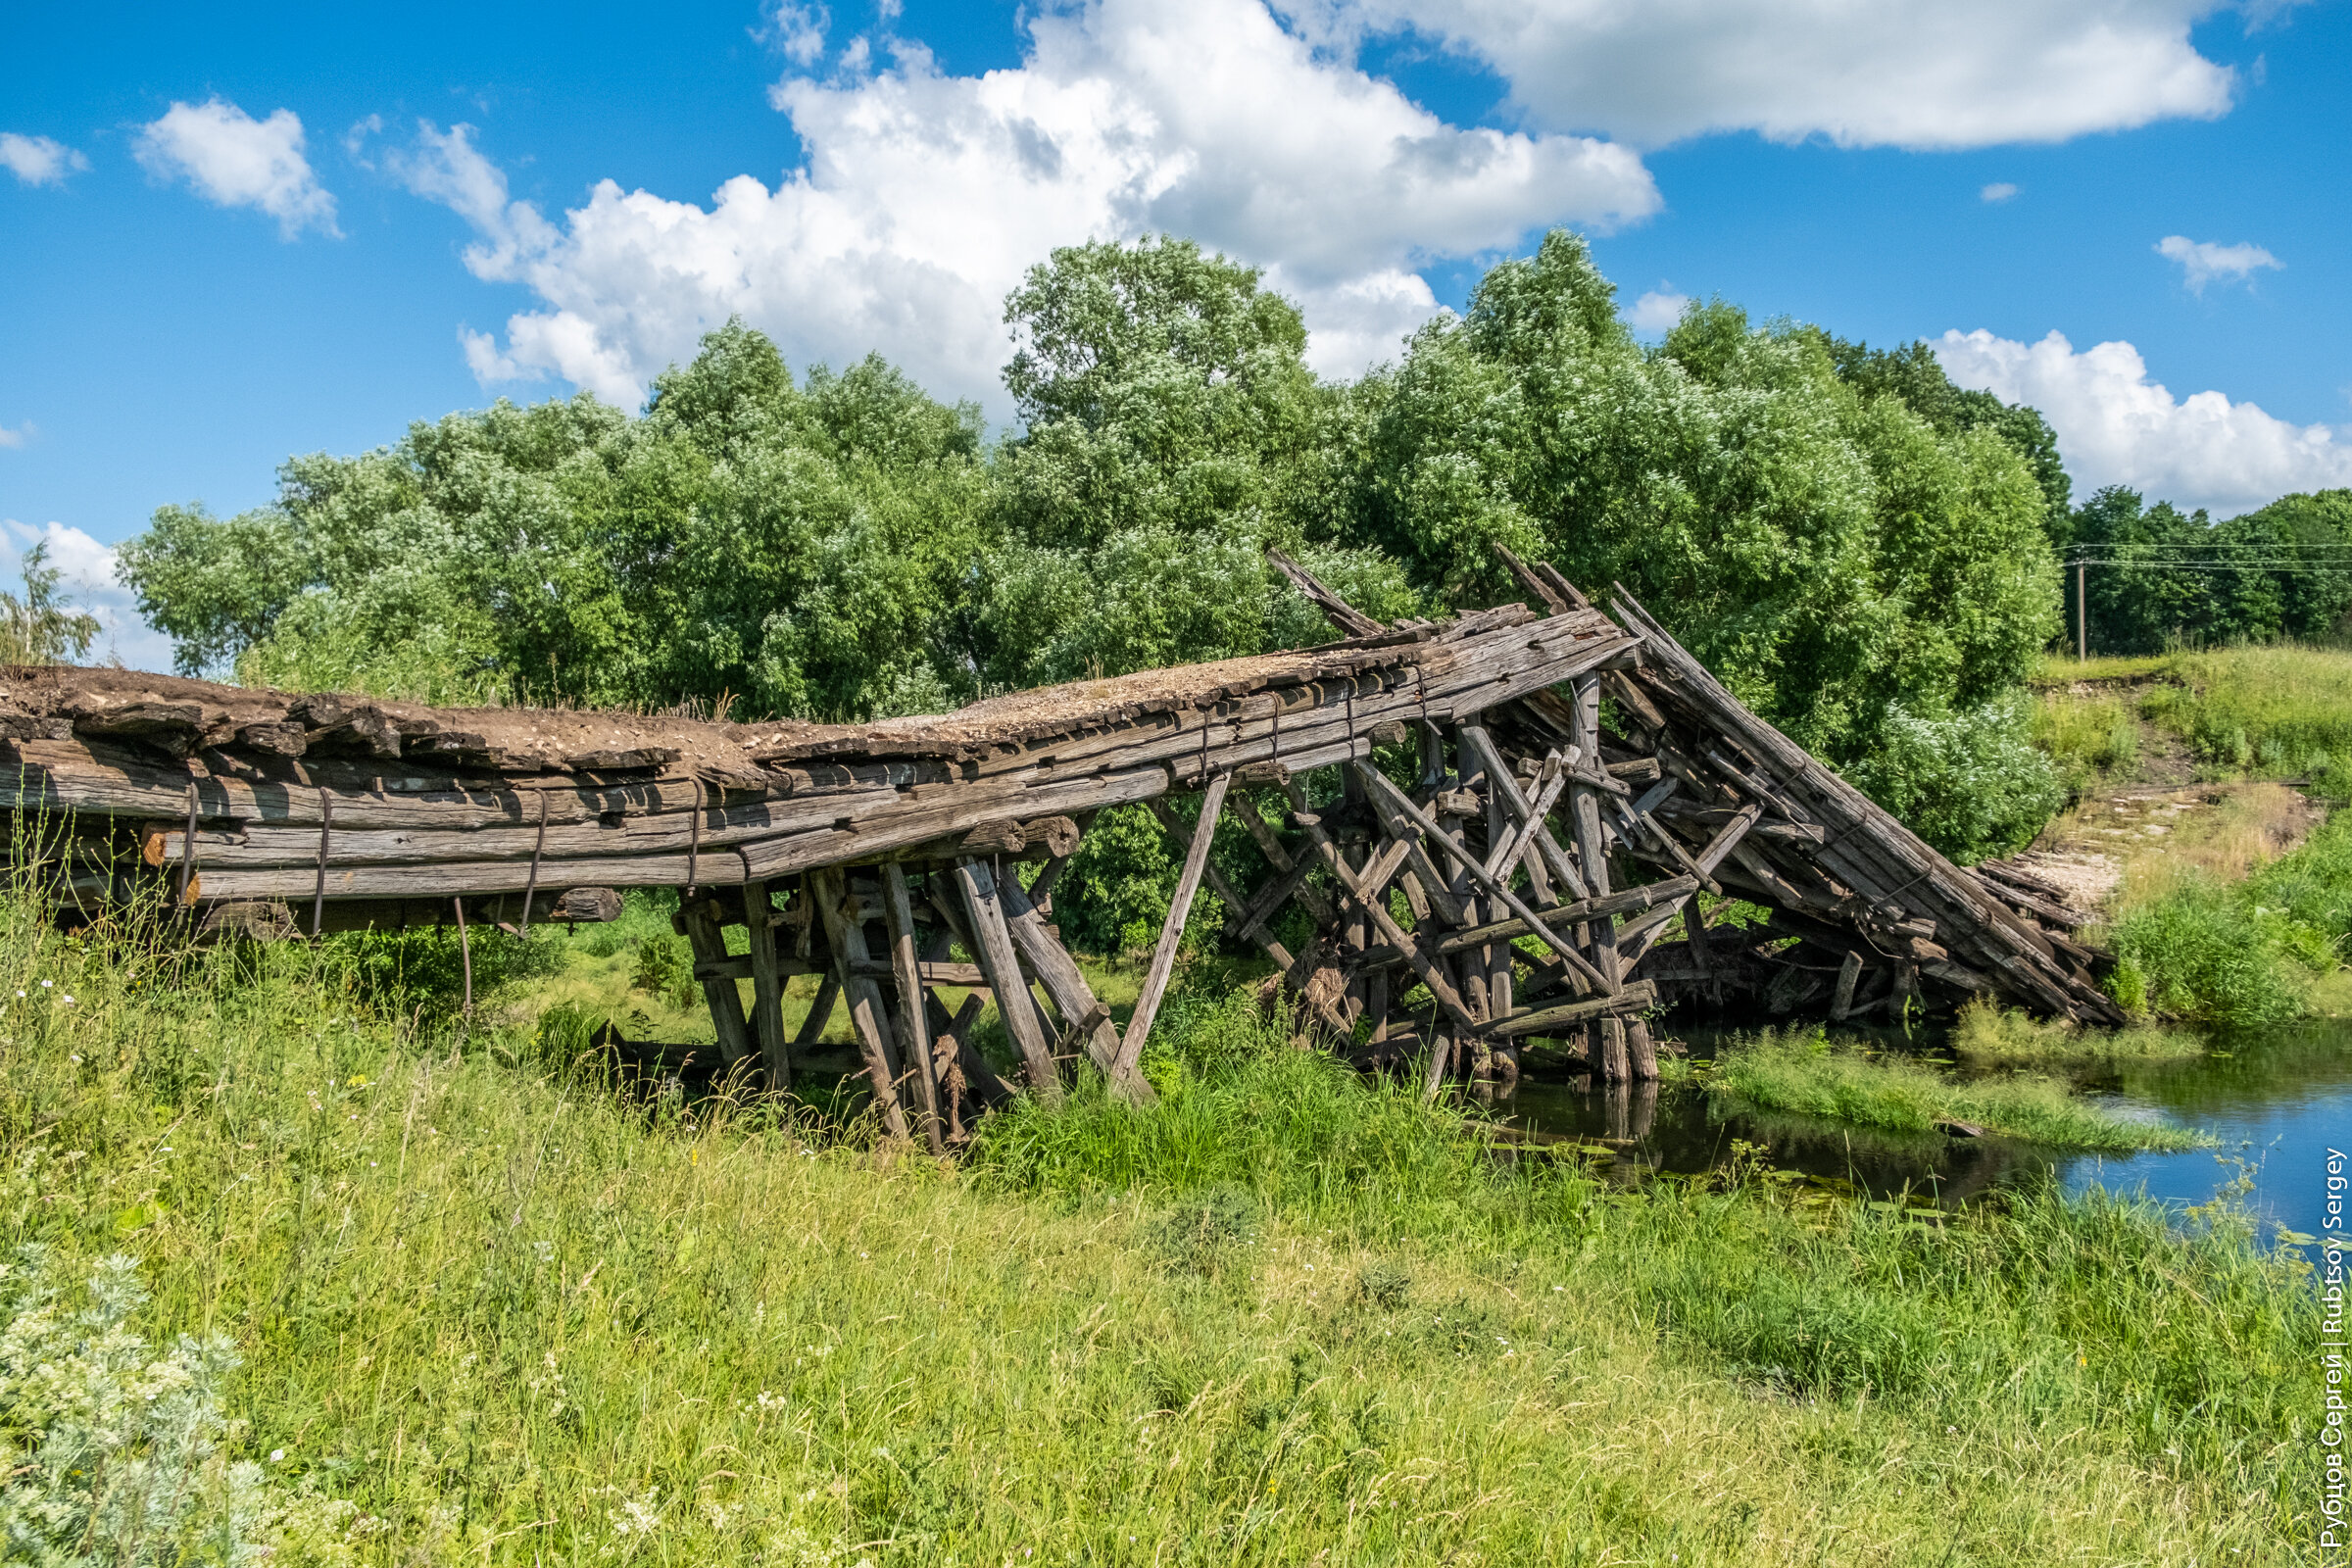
[118,230,2103,863]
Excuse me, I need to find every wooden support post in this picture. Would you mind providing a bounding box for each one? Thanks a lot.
[1116,771,1230,1081]
[1831,950,1863,1022]
[880,864,946,1153]
[1222,791,1335,926]
[742,879,792,1090]
[1681,895,1716,1001]
[1597,1017,1631,1082]
[1349,760,1611,995]
[1482,759,1516,1093]
[1421,1026,1454,1104]
[680,896,755,1066]
[794,972,841,1051]
[1564,677,1622,1006]
[1142,797,1309,984]
[997,873,1150,1101]
[1459,725,1587,905]
[810,866,912,1142]
[1624,1017,1658,1081]
[951,858,1061,1102]
[1305,836,1481,1038]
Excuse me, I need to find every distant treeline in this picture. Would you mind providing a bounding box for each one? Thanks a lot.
[2062,486,2352,656]
[115,228,2310,867]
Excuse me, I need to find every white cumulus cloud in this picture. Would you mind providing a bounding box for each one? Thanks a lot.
[1980,181,2019,203]
[401,0,1658,412]
[1308,0,2243,149]
[0,521,177,673]
[0,133,88,187]
[2155,234,2281,292]
[135,98,339,238]
[1936,328,2352,517]
[1626,289,1689,333]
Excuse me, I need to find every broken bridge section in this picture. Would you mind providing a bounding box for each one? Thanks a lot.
[0,549,2118,1145]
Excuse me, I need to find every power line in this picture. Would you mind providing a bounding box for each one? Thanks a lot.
[2065,560,2352,570]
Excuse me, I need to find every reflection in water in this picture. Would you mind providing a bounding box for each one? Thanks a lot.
[1496,1019,2352,1238]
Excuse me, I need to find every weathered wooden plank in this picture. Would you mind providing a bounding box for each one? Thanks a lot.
[811,865,912,1141]
[950,858,1060,1102]
[1115,771,1231,1080]
[880,863,945,1153]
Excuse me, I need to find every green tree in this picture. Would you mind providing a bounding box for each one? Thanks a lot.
[973,236,1420,692]
[0,543,102,666]
[1819,333,2071,530]
[1351,232,2059,783]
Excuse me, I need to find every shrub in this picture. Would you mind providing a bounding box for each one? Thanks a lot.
[0,1249,349,1565]
[1847,696,2063,863]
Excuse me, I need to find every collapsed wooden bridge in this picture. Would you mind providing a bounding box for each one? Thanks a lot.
[0,552,2117,1148]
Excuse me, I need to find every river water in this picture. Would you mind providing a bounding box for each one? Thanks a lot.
[1497,1021,2352,1241]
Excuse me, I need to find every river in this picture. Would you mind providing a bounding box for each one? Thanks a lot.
[1497,1020,2352,1241]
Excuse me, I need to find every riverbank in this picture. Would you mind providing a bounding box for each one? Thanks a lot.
[0,900,2322,1564]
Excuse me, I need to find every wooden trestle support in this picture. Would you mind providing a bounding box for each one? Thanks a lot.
[0,549,2119,1149]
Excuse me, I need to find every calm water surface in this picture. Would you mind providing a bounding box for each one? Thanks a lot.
[1497,1021,2352,1240]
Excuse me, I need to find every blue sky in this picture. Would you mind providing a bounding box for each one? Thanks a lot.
[3,1,2348,669]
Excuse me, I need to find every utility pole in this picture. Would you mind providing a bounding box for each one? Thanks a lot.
[2076,560,2086,662]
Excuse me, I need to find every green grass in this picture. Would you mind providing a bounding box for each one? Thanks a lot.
[0,899,2322,1564]
[2104,808,2352,1024]
[1946,998,2207,1070]
[1689,1027,2213,1152]
[2035,643,2352,796]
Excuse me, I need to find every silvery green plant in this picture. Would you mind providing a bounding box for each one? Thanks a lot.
[0,1248,274,1567]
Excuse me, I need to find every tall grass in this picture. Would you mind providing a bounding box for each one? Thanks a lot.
[2036,644,2352,796]
[1690,1027,2212,1151]
[2151,644,2352,786]
[1947,998,2205,1069]
[0,898,2320,1562]
[2109,808,2352,1023]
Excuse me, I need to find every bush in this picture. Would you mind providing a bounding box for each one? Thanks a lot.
[1847,696,2063,863]
[321,922,567,1032]
[0,1249,350,1565]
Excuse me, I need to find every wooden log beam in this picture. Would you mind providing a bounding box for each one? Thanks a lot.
[1266,547,1384,638]
[679,896,755,1067]
[1455,724,1589,906]
[1350,758,1614,995]
[742,880,792,1090]
[1115,772,1231,1081]
[950,858,1060,1102]
[995,872,1152,1102]
[1346,876,1697,972]
[1487,980,1658,1039]
[811,865,912,1141]
[1304,835,1481,1040]
[881,864,946,1153]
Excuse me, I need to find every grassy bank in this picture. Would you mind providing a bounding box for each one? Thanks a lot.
[2102,808,2352,1024]
[0,899,2323,1564]
[2028,644,2352,1024]
[1680,1027,2213,1152]
[2035,644,2352,796]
